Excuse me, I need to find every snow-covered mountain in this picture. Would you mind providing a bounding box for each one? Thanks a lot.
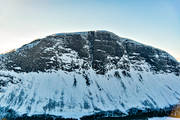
[0,30,179,119]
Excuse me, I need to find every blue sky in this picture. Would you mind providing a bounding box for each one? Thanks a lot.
[0,0,179,60]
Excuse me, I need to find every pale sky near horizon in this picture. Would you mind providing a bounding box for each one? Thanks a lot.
[0,0,180,61]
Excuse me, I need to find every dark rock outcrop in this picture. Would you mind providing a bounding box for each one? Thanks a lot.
[0,30,179,75]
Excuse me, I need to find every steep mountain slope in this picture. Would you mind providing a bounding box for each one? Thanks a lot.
[0,30,179,119]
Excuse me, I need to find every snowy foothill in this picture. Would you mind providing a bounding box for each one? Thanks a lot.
[0,67,180,118]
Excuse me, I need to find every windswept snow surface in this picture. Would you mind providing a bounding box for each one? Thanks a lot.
[0,68,180,118]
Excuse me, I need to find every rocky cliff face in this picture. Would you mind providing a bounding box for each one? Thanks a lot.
[0,30,179,119]
[0,30,178,74]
